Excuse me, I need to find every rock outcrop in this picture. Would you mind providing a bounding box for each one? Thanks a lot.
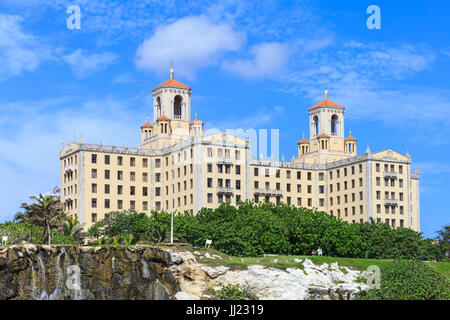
[0,245,181,300]
[0,245,371,300]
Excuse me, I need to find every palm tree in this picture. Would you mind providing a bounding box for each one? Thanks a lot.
[62,217,85,240]
[18,194,66,245]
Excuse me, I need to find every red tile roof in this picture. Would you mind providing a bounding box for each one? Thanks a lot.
[191,113,203,124]
[317,133,330,138]
[140,121,152,128]
[157,115,170,121]
[297,138,309,144]
[345,135,357,141]
[153,79,190,90]
[309,99,344,111]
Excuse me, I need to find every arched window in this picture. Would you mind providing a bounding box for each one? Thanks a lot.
[156,97,161,118]
[174,95,182,119]
[331,114,338,135]
[313,116,319,136]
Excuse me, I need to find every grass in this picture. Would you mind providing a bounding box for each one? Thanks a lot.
[182,246,450,279]
[428,261,450,279]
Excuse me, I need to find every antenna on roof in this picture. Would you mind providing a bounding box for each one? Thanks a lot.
[170,60,174,79]
[325,80,328,100]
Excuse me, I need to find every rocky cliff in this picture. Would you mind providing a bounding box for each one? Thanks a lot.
[0,245,370,300]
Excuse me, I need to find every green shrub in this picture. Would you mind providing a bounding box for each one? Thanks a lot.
[204,284,258,300]
[370,260,450,300]
[84,202,442,260]
[0,221,80,245]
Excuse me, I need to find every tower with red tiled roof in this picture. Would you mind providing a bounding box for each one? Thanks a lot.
[152,66,191,123]
[309,89,345,139]
[295,89,357,164]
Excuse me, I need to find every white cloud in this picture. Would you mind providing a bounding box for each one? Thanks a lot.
[0,14,52,81]
[113,73,135,84]
[63,49,118,78]
[222,42,290,78]
[135,15,244,78]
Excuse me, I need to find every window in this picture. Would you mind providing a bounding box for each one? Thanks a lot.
[236,180,241,190]
[143,201,148,211]
[117,200,123,209]
[307,172,312,180]
[207,193,213,203]
[118,156,123,165]
[143,158,148,168]
[155,187,160,197]
[207,178,212,188]
[130,172,135,181]
[297,171,301,179]
[91,213,97,223]
[143,187,148,196]
[117,185,123,195]
[207,148,213,157]
[130,186,135,196]
[376,163,380,172]
[236,165,241,175]
[105,184,110,194]
[319,173,324,181]
[105,155,110,165]
[91,183,97,193]
[104,199,110,209]
[254,168,259,176]
[91,198,97,208]
[117,171,123,180]
[130,201,135,210]
[155,159,161,168]
[91,169,97,179]
[265,169,270,177]
[91,154,97,164]
[104,170,110,179]
[143,172,148,182]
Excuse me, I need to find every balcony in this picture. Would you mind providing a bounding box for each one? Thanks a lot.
[383,171,398,179]
[64,194,73,201]
[216,157,234,165]
[384,198,399,206]
[217,187,234,194]
[254,188,283,196]
[173,115,182,120]
[64,165,73,172]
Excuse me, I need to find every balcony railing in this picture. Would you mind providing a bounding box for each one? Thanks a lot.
[217,187,234,194]
[64,194,73,201]
[64,165,73,172]
[216,157,234,165]
[384,198,399,206]
[254,188,283,196]
[383,171,398,179]
[173,115,182,119]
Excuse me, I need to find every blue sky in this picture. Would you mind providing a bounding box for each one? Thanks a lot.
[0,0,449,238]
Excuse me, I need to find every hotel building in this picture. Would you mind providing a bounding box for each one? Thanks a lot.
[60,69,420,231]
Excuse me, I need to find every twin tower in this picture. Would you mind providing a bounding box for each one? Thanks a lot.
[140,68,356,164]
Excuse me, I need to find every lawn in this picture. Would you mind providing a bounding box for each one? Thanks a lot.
[187,246,450,279]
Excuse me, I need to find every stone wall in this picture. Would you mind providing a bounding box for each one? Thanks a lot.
[0,244,182,300]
